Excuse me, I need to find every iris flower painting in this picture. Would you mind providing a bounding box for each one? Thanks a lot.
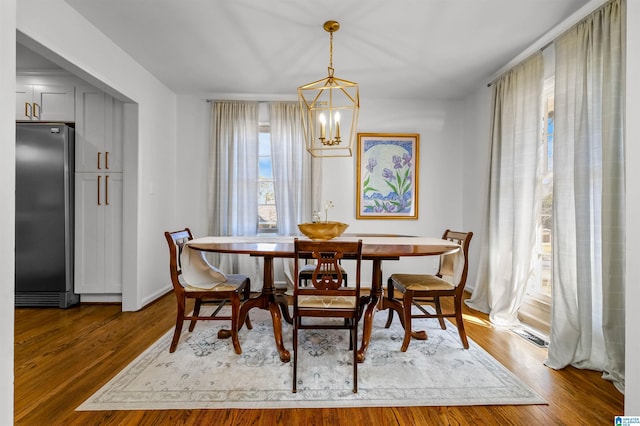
[356,133,419,219]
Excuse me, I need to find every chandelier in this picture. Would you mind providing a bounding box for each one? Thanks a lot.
[298,20,360,158]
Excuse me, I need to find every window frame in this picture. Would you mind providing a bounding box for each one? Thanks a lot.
[257,123,278,234]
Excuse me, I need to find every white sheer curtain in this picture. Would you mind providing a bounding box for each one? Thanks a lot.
[208,100,263,289]
[465,53,544,327]
[269,102,320,288]
[545,0,625,393]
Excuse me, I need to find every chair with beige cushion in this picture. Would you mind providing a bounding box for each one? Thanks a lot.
[292,238,363,393]
[164,228,252,354]
[384,229,473,351]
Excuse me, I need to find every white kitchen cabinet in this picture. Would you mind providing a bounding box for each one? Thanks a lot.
[74,172,123,294]
[16,83,75,122]
[75,87,124,172]
[73,84,125,296]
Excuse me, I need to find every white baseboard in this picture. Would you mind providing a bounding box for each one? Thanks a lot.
[79,294,122,304]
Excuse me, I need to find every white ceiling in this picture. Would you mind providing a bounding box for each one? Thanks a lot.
[58,0,591,100]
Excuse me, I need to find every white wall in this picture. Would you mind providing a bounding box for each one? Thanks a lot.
[625,0,639,415]
[0,1,16,423]
[320,97,469,281]
[16,0,178,311]
[175,95,212,236]
[460,87,492,291]
[339,97,466,237]
[175,94,467,284]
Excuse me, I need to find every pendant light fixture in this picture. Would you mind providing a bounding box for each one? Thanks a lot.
[298,20,360,157]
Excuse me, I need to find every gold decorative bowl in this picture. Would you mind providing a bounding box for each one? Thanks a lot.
[298,221,349,241]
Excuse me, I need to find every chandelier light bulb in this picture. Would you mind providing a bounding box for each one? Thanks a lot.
[319,113,327,139]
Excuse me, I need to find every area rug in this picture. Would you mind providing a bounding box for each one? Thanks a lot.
[77,307,546,410]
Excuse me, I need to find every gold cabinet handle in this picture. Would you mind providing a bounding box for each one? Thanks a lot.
[97,152,102,170]
[24,102,32,118]
[33,103,40,119]
[97,175,102,205]
[105,175,110,205]
[105,152,110,170]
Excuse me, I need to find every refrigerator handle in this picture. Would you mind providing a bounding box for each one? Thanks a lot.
[33,103,40,119]
[106,175,110,205]
[24,102,32,119]
[97,175,102,205]
[97,152,102,170]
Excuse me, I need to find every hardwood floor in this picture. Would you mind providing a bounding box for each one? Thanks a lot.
[14,291,623,425]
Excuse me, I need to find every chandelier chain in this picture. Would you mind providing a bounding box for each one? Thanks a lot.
[329,31,333,70]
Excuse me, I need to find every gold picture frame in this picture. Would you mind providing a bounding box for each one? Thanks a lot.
[356,133,419,219]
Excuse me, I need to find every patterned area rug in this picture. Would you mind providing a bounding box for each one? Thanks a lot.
[77,307,546,410]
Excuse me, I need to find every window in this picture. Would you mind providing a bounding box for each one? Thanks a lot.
[519,76,554,335]
[537,77,554,300]
[258,125,277,233]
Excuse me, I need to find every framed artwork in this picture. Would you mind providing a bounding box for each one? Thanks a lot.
[356,133,419,219]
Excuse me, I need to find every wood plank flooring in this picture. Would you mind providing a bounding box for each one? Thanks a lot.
[14,291,623,425]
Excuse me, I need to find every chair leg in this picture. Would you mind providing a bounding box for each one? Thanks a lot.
[454,295,469,349]
[352,319,358,393]
[170,298,186,353]
[401,292,413,352]
[385,278,395,328]
[346,318,353,350]
[243,281,253,330]
[230,293,242,354]
[292,318,298,393]
[189,298,202,332]
[434,297,446,329]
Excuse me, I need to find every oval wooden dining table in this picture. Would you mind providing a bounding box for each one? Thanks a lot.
[186,234,460,363]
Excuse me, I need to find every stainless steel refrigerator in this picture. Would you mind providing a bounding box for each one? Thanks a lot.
[15,123,79,308]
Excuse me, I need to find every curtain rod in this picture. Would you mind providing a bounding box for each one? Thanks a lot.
[205,94,297,102]
[486,41,553,88]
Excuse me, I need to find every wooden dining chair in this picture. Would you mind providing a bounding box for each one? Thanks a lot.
[164,228,252,354]
[292,238,363,393]
[384,229,473,351]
